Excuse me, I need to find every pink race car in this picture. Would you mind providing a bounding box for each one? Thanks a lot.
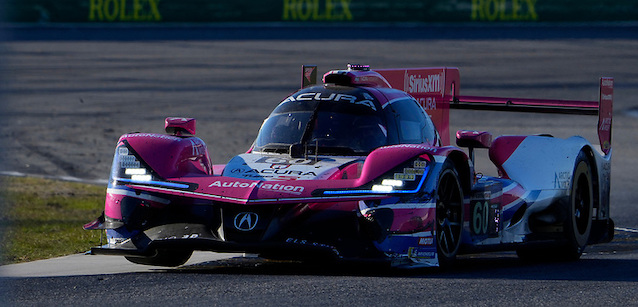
[85,64,614,268]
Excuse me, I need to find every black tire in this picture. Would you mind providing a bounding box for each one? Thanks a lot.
[516,151,593,262]
[435,161,464,267]
[561,151,594,260]
[125,249,193,267]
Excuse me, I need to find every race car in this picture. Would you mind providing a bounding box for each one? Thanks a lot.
[85,64,614,268]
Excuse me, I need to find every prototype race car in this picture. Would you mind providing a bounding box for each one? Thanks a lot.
[85,64,614,268]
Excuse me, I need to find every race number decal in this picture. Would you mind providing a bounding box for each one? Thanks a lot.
[470,201,500,236]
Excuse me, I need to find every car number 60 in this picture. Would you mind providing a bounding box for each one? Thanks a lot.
[472,201,490,235]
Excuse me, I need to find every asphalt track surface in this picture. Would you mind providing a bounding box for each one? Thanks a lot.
[1,24,638,305]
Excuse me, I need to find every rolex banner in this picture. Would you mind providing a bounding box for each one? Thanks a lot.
[4,0,637,23]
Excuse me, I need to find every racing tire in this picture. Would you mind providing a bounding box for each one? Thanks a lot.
[516,151,593,262]
[125,249,193,267]
[560,151,594,260]
[435,161,464,268]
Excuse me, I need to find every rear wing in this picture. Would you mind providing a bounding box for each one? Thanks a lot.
[375,68,613,155]
[301,65,613,155]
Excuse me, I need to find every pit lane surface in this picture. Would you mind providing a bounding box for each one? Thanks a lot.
[1,25,638,305]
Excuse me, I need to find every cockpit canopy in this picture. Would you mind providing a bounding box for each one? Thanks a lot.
[253,85,439,156]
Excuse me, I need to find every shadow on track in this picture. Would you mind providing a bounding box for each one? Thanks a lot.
[164,249,638,282]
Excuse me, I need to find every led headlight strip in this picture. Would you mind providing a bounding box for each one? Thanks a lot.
[323,164,430,195]
[115,178,191,189]
[112,144,191,190]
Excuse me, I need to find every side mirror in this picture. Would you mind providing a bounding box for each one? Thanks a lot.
[456,130,492,163]
[165,117,196,136]
[456,130,492,149]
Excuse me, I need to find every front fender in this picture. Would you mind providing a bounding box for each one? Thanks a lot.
[118,133,212,178]
[359,144,463,184]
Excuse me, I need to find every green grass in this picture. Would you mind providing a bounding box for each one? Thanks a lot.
[0,176,105,265]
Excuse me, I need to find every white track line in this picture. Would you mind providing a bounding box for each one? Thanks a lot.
[615,227,638,233]
[0,171,108,185]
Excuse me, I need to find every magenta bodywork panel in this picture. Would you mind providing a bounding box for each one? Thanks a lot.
[120,133,212,178]
[124,144,448,205]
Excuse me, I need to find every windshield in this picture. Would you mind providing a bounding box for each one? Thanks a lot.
[254,111,313,153]
[307,111,387,154]
[253,86,388,155]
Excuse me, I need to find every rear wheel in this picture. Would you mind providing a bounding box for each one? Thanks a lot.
[517,151,593,262]
[561,152,594,260]
[125,249,193,267]
[436,161,464,267]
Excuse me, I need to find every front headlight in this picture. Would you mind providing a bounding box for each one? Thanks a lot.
[323,155,432,196]
[109,143,191,190]
[110,143,156,185]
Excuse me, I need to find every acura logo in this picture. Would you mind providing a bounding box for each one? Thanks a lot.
[234,212,259,231]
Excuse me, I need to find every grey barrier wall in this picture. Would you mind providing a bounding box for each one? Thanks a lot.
[4,0,638,23]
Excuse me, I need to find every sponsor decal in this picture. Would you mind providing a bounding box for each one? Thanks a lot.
[601,94,613,102]
[234,212,259,231]
[415,97,437,110]
[404,71,443,95]
[122,133,179,141]
[408,247,436,259]
[229,168,317,178]
[418,236,434,246]
[554,171,571,189]
[471,0,538,22]
[599,118,612,132]
[255,156,321,165]
[386,144,438,152]
[282,0,353,22]
[283,92,377,111]
[286,238,340,256]
[164,233,200,240]
[270,164,290,170]
[208,180,305,193]
[88,0,162,22]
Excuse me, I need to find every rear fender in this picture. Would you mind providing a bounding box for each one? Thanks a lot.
[489,135,591,191]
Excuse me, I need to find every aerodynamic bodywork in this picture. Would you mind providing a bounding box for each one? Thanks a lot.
[85,64,614,268]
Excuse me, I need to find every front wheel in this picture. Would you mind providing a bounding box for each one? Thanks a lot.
[435,161,464,267]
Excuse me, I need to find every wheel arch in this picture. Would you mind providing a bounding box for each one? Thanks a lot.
[445,150,472,196]
[578,146,600,216]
